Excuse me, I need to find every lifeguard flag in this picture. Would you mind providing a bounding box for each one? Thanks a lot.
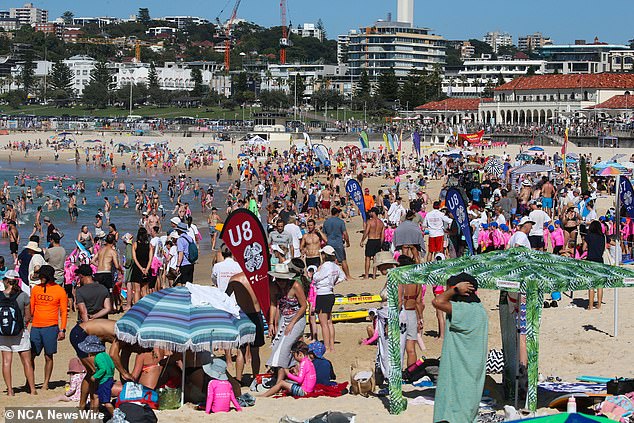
[561,128,569,154]
[220,209,271,321]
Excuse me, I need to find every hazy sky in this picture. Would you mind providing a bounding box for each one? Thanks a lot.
[34,0,633,45]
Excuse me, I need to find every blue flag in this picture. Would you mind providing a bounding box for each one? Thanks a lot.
[445,188,474,255]
[620,176,634,218]
[346,179,367,222]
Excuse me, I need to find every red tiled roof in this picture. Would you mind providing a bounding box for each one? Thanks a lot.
[495,74,634,91]
[587,94,634,109]
[415,98,482,111]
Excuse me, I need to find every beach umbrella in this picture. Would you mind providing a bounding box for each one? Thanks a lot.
[528,146,544,151]
[517,154,534,162]
[484,159,504,176]
[115,285,256,352]
[597,166,625,176]
[593,161,625,170]
[520,413,611,422]
[384,248,634,415]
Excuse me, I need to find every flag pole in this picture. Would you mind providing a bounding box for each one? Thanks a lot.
[614,174,620,337]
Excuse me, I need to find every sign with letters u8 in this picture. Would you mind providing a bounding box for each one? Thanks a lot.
[346,179,367,222]
[445,188,474,255]
[220,209,271,321]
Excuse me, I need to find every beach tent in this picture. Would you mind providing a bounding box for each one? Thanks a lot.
[385,248,634,414]
[527,146,544,152]
[511,164,555,175]
[245,135,269,145]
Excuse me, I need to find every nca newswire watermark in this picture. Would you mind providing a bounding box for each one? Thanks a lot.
[4,407,104,422]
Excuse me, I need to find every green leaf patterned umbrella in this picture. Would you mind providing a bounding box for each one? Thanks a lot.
[385,247,634,415]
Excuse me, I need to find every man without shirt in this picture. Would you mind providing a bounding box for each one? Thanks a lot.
[92,234,124,307]
[300,219,323,268]
[360,208,384,279]
[226,272,265,382]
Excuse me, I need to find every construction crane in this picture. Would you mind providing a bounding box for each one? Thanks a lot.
[279,0,289,64]
[216,0,242,74]
[73,37,153,62]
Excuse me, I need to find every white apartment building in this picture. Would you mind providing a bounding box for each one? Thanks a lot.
[483,31,513,54]
[71,17,120,27]
[11,55,96,96]
[290,23,323,42]
[146,27,178,37]
[347,20,445,80]
[260,63,349,98]
[443,57,547,97]
[161,16,209,30]
[337,35,349,65]
[9,3,47,25]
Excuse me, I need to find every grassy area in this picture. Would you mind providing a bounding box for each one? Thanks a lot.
[0,105,262,120]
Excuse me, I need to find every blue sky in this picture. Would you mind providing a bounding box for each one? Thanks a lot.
[34,0,633,45]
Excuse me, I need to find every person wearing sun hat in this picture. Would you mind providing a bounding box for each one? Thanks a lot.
[78,335,115,415]
[203,357,241,413]
[26,240,47,287]
[30,264,67,391]
[175,222,196,285]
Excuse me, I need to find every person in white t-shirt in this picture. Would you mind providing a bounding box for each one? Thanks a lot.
[211,247,242,293]
[284,216,303,259]
[528,201,550,250]
[508,216,534,249]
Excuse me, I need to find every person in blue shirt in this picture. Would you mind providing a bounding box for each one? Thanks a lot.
[308,342,336,386]
[470,187,482,206]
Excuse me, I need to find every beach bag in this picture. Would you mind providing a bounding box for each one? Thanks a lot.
[157,387,181,410]
[116,382,159,409]
[350,359,375,397]
[607,378,634,395]
[402,357,427,383]
[0,292,24,336]
[486,349,504,374]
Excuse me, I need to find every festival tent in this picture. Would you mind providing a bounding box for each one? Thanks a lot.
[511,164,555,174]
[385,248,634,414]
[528,146,544,151]
[245,135,269,145]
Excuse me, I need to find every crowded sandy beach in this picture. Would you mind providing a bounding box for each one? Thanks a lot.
[1,128,634,423]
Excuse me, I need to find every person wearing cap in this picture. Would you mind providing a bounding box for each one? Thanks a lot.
[204,357,241,413]
[313,246,346,353]
[0,269,36,395]
[308,341,336,386]
[323,207,351,279]
[423,201,453,262]
[175,222,196,285]
[360,207,385,279]
[78,335,115,415]
[508,216,534,249]
[528,201,550,251]
[26,240,47,287]
[432,273,488,423]
[30,264,68,390]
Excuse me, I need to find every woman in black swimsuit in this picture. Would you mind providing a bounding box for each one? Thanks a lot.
[131,227,154,306]
[562,207,579,245]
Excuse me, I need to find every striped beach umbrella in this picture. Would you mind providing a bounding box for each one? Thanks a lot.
[115,285,256,352]
[597,166,624,176]
[484,159,504,175]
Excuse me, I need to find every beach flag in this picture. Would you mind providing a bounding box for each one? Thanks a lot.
[383,133,391,152]
[620,176,634,218]
[388,133,395,152]
[303,132,312,148]
[220,209,271,322]
[346,179,367,221]
[359,130,369,149]
[445,188,474,255]
[561,127,569,154]
[343,145,352,160]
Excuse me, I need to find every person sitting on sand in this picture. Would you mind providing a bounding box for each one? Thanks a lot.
[262,341,316,398]
[308,341,336,387]
[204,358,241,413]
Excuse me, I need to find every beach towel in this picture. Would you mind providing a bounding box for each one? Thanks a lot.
[185,282,240,317]
[282,383,349,399]
[538,381,607,394]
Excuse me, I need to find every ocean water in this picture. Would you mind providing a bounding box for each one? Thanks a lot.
[0,160,227,259]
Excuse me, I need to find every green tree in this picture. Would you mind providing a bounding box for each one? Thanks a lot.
[190,67,204,97]
[377,67,398,102]
[497,73,506,87]
[481,78,496,98]
[90,60,111,87]
[316,18,326,40]
[3,90,26,108]
[61,11,74,25]
[468,39,495,57]
[18,52,35,98]
[48,60,74,99]
[259,90,289,109]
[312,88,343,110]
[82,82,109,108]
[115,83,148,109]
[355,70,371,97]
[398,70,421,108]
[137,8,151,26]
[287,73,305,103]
[147,62,159,89]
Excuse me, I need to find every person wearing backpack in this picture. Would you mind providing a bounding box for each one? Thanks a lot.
[175,222,197,285]
[0,270,36,395]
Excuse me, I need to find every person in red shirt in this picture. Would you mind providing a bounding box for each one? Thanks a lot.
[30,264,68,390]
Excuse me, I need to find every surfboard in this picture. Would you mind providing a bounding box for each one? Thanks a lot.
[75,240,91,258]
[548,393,606,410]
[576,376,612,384]
[334,295,382,305]
[309,309,369,323]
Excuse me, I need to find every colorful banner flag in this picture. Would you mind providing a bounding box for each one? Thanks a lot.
[383,133,391,152]
[458,129,485,144]
[303,132,312,148]
[388,133,395,152]
[445,188,474,255]
[346,179,367,221]
[313,144,330,167]
[351,145,362,162]
[412,131,421,156]
[359,130,369,149]
[561,127,569,155]
[220,209,271,321]
[619,176,634,218]
[343,145,352,160]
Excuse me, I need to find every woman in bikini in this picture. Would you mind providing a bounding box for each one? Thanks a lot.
[397,256,425,367]
[562,206,580,246]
